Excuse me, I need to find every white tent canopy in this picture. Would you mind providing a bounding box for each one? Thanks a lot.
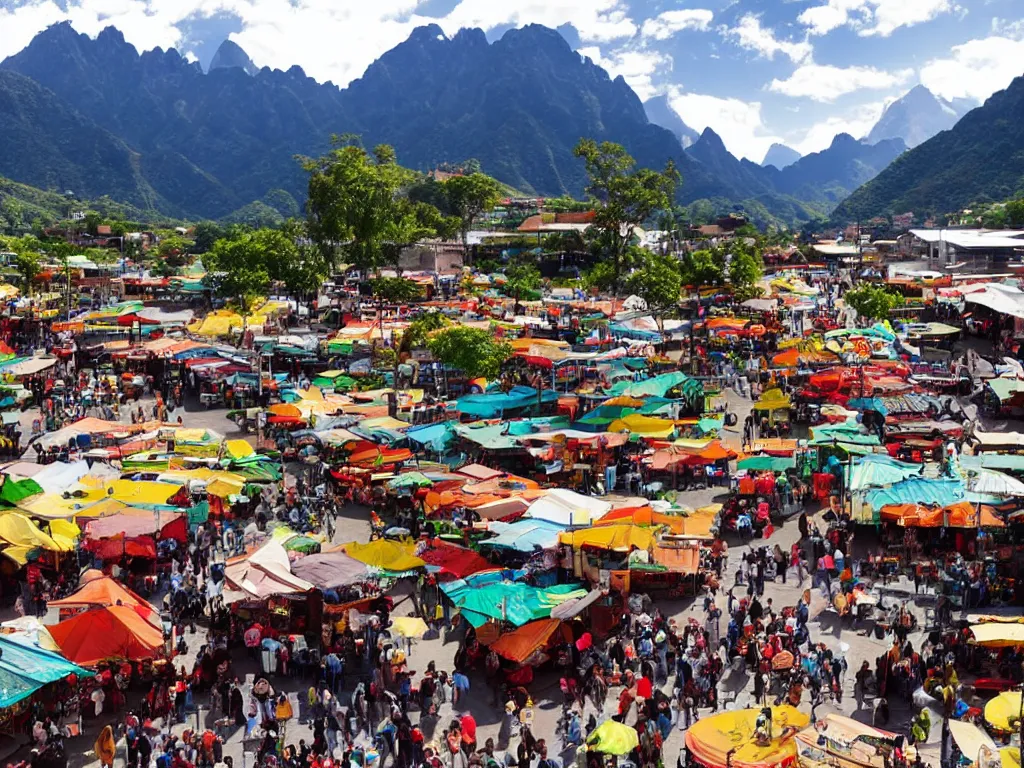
[525,489,611,526]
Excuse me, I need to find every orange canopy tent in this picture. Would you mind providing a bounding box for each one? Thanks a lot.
[48,576,161,627]
[48,605,165,665]
[880,501,1004,528]
[596,506,685,535]
[490,618,571,663]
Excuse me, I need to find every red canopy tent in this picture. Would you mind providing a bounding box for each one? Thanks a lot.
[48,605,165,666]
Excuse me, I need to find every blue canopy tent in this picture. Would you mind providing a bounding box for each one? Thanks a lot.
[0,635,89,710]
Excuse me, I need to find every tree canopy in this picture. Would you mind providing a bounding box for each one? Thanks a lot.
[843,284,904,321]
[729,249,764,301]
[428,326,512,380]
[442,173,503,253]
[624,252,682,332]
[573,139,679,293]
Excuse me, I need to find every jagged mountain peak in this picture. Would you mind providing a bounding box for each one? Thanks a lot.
[643,95,699,149]
[866,84,969,149]
[761,143,801,169]
[209,39,258,76]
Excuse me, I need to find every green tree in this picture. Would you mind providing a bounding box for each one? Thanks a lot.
[205,232,273,318]
[443,173,503,256]
[369,276,422,305]
[729,250,764,301]
[428,326,512,380]
[981,207,1007,229]
[1,198,24,234]
[1006,198,1024,229]
[304,139,414,274]
[679,249,724,287]
[380,201,444,274]
[400,311,450,353]
[583,261,616,292]
[504,261,541,306]
[573,139,679,293]
[624,252,682,334]
[192,221,225,254]
[843,284,905,321]
[13,252,40,295]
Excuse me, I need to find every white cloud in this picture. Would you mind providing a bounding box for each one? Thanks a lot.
[769,63,912,101]
[668,89,782,161]
[579,45,671,101]
[789,100,887,154]
[920,35,1024,102]
[798,0,956,37]
[438,0,637,43]
[640,9,714,41]
[723,14,813,63]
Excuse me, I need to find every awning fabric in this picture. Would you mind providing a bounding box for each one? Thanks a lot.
[684,706,810,768]
[490,618,570,663]
[0,635,89,708]
[343,540,425,572]
[290,552,368,589]
[558,524,654,552]
[970,623,1024,648]
[48,576,160,626]
[48,605,165,665]
[418,538,494,579]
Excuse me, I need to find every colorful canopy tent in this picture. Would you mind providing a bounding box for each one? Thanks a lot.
[596,505,686,534]
[48,576,161,627]
[753,389,792,412]
[224,540,315,600]
[526,489,611,526]
[970,623,1024,648]
[984,691,1022,732]
[0,513,73,564]
[85,513,184,540]
[849,455,923,491]
[0,635,89,708]
[608,414,676,438]
[558,525,655,552]
[289,552,368,590]
[880,502,1005,529]
[49,605,164,665]
[737,456,795,472]
[479,519,566,552]
[948,720,997,765]
[343,540,425,572]
[685,706,810,768]
[587,720,640,755]
[418,538,495,579]
[440,579,586,627]
[390,617,429,639]
[490,618,571,663]
[455,387,558,418]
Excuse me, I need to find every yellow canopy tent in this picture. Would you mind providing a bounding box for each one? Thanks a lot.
[754,388,792,412]
[587,720,639,755]
[225,440,255,460]
[343,540,425,572]
[0,512,73,554]
[49,519,81,550]
[608,414,676,438]
[685,706,810,768]
[970,623,1024,648]
[558,525,655,552]
[390,617,429,639]
[984,691,1022,732]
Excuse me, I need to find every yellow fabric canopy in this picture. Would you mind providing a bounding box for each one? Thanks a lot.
[49,519,81,550]
[0,512,71,552]
[343,540,425,571]
[685,706,810,768]
[984,691,1022,732]
[225,439,255,459]
[206,477,246,498]
[970,623,1024,648]
[608,414,676,438]
[948,720,996,764]
[558,524,655,552]
[78,480,183,506]
[390,617,429,638]
[754,388,792,411]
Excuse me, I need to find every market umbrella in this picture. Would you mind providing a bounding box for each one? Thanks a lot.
[387,472,433,490]
[984,691,1022,732]
[269,403,302,418]
[587,720,639,755]
[390,617,428,639]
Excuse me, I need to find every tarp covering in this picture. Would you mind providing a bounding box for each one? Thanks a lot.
[440,580,586,627]
[984,691,1023,731]
[225,439,255,460]
[283,552,368,590]
[480,519,566,552]
[970,623,1024,648]
[418,538,495,579]
[948,720,996,764]
[558,524,655,552]
[0,513,71,552]
[0,635,89,709]
[343,540,425,572]
[48,576,160,626]
[456,387,558,418]
[737,456,794,472]
[866,478,965,510]
[685,706,810,768]
[48,605,165,665]
[225,540,315,599]
[85,513,184,540]
[880,502,1004,529]
[526,489,611,526]
[849,455,923,491]
[587,720,640,755]
[608,414,676,438]
[0,478,43,505]
[489,618,569,663]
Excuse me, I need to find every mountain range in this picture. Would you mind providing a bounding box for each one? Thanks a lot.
[866,85,973,149]
[0,21,913,227]
[833,74,1024,224]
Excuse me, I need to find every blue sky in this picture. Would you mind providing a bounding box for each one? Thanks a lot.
[2,0,1022,162]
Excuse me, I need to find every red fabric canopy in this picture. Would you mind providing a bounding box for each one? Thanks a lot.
[49,605,165,666]
[418,537,495,579]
